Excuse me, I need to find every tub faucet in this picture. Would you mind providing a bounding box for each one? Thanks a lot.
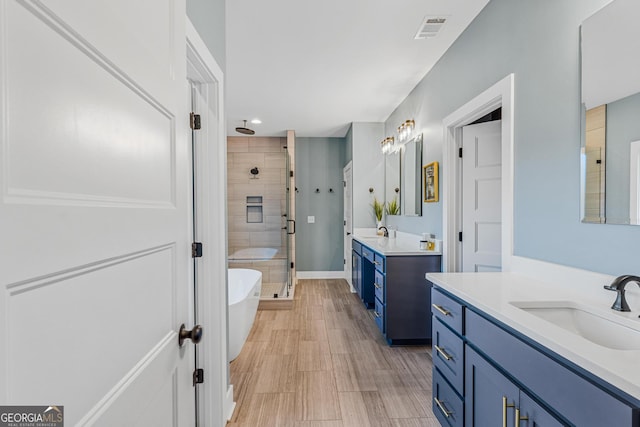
[378,226,388,237]
[603,275,640,312]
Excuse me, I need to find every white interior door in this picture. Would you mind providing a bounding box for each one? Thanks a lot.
[0,1,194,425]
[343,161,353,287]
[462,121,502,272]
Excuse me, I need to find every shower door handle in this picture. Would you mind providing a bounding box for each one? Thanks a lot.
[287,220,296,234]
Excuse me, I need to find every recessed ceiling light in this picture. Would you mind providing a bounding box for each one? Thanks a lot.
[251,119,262,124]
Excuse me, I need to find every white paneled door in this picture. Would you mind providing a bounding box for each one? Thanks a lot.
[462,120,502,272]
[0,1,195,425]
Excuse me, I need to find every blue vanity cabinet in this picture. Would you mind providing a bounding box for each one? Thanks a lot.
[351,240,362,297]
[383,254,441,344]
[433,367,464,427]
[431,286,640,427]
[465,346,520,427]
[431,288,465,427]
[465,309,638,427]
[373,268,385,333]
[359,246,376,309]
[353,238,441,344]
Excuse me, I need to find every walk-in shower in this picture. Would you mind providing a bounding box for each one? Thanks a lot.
[227,136,294,299]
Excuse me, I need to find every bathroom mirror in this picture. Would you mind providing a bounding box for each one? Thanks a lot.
[580,0,640,225]
[384,150,400,216]
[401,133,423,216]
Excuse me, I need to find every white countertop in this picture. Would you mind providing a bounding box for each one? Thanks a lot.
[426,272,640,400]
[353,235,441,256]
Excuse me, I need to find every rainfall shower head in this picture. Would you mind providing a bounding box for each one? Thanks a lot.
[235,120,255,135]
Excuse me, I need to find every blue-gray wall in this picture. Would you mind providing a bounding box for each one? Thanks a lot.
[296,138,346,271]
[606,92,640,223]
[384,0,640,275]
[187,0,226,71]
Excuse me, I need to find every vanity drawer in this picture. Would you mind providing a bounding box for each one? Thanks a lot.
[466,309,638,427]
[433,317,464,395]
[374,252,385,273]
[374,269,385,302]
[352,240,361,255]
[431,287,464,335]
[374,297,385,333]
[433,368,463,427]
[361,246,374,263]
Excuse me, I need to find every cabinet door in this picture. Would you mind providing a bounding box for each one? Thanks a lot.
[518,392,565,427]
[465,346,519,427]
[352,250,361,295]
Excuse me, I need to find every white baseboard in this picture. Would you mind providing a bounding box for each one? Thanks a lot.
[224,385,236,422]
[296,271,346,279]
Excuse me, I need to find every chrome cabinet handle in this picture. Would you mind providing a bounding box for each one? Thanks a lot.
[373,311,381,318]
[434,345,452,361]
[373,261,381,265]
[432,304,451,316]
[434,398,452,418]
[374,282,382,289]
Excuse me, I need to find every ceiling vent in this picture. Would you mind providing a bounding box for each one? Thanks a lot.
[414,16,448,40]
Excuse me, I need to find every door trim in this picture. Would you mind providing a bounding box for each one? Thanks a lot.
[186,20,232,426]
[442,74,514,272]
[343,160,353,289]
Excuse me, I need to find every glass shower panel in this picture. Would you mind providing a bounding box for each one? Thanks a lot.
[226,140,291,299]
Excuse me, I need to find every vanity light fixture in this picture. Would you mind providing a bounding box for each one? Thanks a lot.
[381,136,396,155]
[397,119,415,143]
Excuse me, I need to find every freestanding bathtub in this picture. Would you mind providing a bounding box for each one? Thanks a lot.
[227,268,262,361]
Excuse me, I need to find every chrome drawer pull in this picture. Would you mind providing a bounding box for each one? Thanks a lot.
[373,261,381,265]
[374,282,382,289]
[432,304,451,316]
[434,397,452,418]
[434,345,452,361]
[373,311,381,318]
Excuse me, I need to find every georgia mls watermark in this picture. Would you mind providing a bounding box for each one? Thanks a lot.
[0,406,63,427]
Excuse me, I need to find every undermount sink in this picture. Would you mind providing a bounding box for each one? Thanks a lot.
[510,301,640,351]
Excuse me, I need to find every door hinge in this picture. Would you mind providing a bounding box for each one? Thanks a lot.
[458,147,463,158]
[290,262,294,269]
[190,112,201,130]
[343,181,346,187]
[458,232,463,242]
[289,170,294,177]
[343,259,346,265]
[192,242,203,258]
[193,368,204,385]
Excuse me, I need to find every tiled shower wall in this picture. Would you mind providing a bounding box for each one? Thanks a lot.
[227,136,288,286]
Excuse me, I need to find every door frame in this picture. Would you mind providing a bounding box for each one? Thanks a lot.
[343,161,353,289]
[442,74,515,272]
[186,20,233,425]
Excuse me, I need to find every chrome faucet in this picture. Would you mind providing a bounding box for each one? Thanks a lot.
[378,226,388,237]
[603,275,640,312]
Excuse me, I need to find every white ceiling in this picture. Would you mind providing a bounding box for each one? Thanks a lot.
[226,0,490,137]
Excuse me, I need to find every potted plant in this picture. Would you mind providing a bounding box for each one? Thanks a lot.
[372,197,384,228]
[386,197,400,216]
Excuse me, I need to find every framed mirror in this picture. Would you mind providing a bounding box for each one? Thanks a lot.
[401,133,423,216]
[580,0,640,225]
[385,150,401,216]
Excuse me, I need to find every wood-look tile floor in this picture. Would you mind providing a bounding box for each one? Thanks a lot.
[228,279,439,427]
